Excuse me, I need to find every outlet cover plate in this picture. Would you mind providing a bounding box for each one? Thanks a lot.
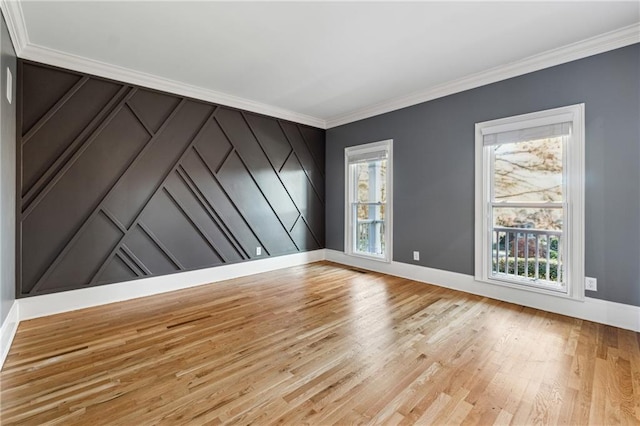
[585,277,597,291]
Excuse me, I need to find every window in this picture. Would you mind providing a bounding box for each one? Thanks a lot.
[345,140,393,262]
[475,105,585,299]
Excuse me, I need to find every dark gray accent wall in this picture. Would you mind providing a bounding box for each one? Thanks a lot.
[17,61,325,297]
[0,12,17,324]
[326,44,640,307]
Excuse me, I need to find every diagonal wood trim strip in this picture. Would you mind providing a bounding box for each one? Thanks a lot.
[136,222,184,271]
[99,208,127,235]
[120,244,152,276]
[20,84,130,205]
[175,166,248,260]
[20,86,137,219]
[162,186,227,263]
[21,76,90,145]
[190,145,271,257]
[125,101,155,137]
[278,119,325,204]
[114,250,144,278]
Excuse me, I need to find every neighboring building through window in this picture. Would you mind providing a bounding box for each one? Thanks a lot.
[475,105,585,299]
[345,140,393,262]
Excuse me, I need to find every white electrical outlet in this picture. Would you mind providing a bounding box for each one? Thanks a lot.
[413,251,420,261]
[585,277,597,291]
[256,246,262,256]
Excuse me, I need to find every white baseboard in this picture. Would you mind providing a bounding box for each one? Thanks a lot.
[325,249,640,332]
[19,250,325,321]
[1,301,19,368]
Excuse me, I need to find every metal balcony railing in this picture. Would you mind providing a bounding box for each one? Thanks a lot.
[492,226,563,285]
[353,202,385,255]
[356,220,385,253]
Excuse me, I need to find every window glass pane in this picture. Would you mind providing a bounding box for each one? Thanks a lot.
[345,140,391,262]
[353,203,385,256]
[354,159,387,203]
[493,137,563,202]
[493,207,562,231]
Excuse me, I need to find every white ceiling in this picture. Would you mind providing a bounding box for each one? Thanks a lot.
[12,1,640,127]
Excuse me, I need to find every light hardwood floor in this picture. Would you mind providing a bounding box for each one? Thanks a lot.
[1,262,639,425]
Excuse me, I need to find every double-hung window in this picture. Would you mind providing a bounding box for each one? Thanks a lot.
[345,140,393,262]
[475,105,584,299]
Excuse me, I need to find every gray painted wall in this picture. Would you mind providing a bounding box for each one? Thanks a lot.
[326,43,640,307]
[0,11,17,324]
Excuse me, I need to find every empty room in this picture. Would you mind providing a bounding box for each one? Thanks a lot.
[0,1,639,424]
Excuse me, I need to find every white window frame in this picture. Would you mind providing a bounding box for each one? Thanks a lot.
[474,104,585,300]
[344,139,393,263]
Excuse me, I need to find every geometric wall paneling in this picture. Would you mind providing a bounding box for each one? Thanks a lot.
[21,78,124,199]
[279,152,324,245]
[17,60,325,297]
[279,120,325,202]
[137,188,226,269]
[242,111,325,247]
[96,252,140,285]
[216,151,299,255]
[20,63,84,135]
[215,108,300,233]
[21,89,151,295]
[290,214,321,251]
[43,211,124,292]
[102,99,214,230]
[178,151,263,259]
[163,173,243,265]
[244,112,294,172]
[127,89,181,134]
[298,125,325,178]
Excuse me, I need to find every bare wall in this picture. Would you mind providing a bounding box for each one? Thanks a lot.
[326,43,640,307]
[0,11,17,323]
[17,61,325,297]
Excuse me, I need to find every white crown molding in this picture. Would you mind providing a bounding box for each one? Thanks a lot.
[0,0,28,56]
[326,23,640,128]
[325,250,640,332]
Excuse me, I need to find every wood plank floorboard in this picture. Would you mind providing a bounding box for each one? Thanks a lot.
[1,261,639,425]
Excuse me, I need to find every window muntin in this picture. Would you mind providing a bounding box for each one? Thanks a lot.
[345,140,392,262]
[475,105,584,299]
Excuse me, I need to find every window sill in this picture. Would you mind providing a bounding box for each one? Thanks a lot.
[475,275,584,301]
[345,251,391,264]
